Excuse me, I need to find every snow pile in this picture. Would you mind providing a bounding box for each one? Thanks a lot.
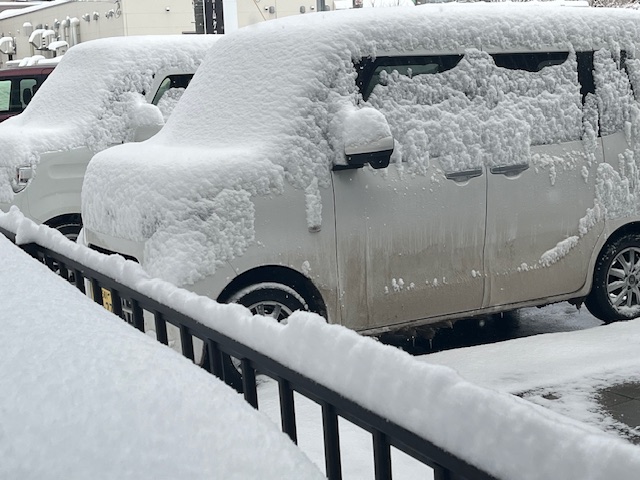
[0,34,218,203]
[0,229,322,478]
[3,209,640,480]
[83,4,640,287]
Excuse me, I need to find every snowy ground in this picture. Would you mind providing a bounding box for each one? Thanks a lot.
[421,304,640,445]
[3,211,640,479]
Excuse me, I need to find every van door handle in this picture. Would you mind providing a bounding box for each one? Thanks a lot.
[444,168,483,183]
[490,164,529,176]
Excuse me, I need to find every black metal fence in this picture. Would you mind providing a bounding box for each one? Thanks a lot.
[1,225,497,480]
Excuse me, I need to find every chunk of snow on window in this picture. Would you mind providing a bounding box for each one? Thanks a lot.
[594,48,634,136]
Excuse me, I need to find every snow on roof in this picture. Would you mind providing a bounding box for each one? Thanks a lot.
[82,3,640,286]
[0,34,219,203]
[0,223,323,479]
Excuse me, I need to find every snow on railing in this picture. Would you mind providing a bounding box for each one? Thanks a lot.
[2,209,640,480]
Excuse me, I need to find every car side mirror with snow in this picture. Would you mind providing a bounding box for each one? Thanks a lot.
[130,102,165,142]
[339,108,394,170]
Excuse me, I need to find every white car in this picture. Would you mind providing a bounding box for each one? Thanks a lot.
[81,4,640,333]
[0,35,219,240]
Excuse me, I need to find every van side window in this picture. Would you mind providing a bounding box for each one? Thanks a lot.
[491,52,569,72]
[0,80,10,112]
[363,50,583,175]
[152,74,193,121]
[593,48,634,136]
[357,55,463,101]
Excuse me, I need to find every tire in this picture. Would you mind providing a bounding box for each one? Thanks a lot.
[203,283,309,392]
[48,215,82,242]
[229,282,308,320]
[585,234,640,323]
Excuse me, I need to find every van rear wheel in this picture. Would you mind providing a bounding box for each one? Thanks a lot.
[47,215,82,242]
[585,234,640,323]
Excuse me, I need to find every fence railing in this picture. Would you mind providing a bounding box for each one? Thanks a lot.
[1,225,497,480]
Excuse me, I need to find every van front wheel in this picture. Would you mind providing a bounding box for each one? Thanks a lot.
[586,234,640,323]
[229,282,308,321]
[205,283,309,392]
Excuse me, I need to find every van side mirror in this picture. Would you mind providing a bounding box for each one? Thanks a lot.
[340,108,394,170]
[130,102,165,142]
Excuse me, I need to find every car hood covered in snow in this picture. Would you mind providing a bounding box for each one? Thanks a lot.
[82,3,640,286]
[0,34,218,203]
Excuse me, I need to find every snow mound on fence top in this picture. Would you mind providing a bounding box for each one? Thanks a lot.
[0,34,219,203]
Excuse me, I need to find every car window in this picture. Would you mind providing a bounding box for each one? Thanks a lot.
[491,52,569,72]
[363,50,583,174]
[19,78,37,107]
[152,74,194,121]
[0,80,10,112]
[358,55,463,101]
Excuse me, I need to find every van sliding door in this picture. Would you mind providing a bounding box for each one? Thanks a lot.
[483,51,605,307]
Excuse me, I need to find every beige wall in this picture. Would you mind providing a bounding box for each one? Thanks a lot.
[120,0,196,35]
[0,0,195,66]
[234,0,341,29]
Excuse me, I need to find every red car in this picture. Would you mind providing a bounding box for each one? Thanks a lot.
[0,65,55,123]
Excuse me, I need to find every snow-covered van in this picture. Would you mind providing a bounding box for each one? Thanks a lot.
[81,4,640,332]
[0,35,219,240]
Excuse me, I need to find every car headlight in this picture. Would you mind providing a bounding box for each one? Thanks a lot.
[12,165,34,193]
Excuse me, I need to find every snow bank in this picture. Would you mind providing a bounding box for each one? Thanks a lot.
[0,34,218,203]
[0,228,322,478]
[3,209,639,480]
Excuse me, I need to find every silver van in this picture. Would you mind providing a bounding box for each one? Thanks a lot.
[0,35,218,240]
[81,4,640,332]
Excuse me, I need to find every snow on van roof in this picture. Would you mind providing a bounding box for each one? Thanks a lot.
[0,34,218,203]
[82,3,640,286]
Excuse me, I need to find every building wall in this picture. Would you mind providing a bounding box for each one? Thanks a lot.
[0,0,195,67]
[120,0,196,36]
[233,0,344,29]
